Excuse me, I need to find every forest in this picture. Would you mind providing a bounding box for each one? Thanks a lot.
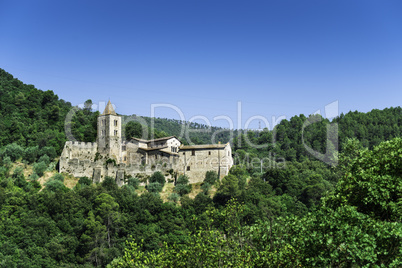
[0,68,401,267]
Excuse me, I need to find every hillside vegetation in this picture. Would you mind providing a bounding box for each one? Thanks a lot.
[0,68,401,267]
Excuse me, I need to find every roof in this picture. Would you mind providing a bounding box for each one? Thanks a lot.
[102,100,117,115]
[180,143,228,150]
[131,136,180,144]
[138,146,168,152]
[160,148,179,156]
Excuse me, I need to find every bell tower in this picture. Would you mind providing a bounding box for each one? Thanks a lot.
[97,100,122,162]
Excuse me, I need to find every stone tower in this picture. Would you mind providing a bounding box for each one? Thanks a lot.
[97,100,122,162]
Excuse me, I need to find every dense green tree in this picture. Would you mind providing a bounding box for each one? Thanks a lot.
[124,121,144,139]
[148,171,165,186]
[174,174,191,196]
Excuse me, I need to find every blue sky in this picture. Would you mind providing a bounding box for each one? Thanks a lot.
[1,0,402,129]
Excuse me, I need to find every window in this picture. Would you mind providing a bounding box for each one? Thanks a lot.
[124,156,126,161]
[192,149,195,156]
[114,130,118,136]
[114,120,118,126]
[187,166,190,171]
[122,145,126,151]
[183,152,185,155]
[208,151,211,155]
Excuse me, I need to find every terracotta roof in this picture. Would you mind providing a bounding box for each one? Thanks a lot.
[180,143,228,150]
[102,100,117,115]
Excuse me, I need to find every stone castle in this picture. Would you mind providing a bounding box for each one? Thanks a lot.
[59,101,233,185]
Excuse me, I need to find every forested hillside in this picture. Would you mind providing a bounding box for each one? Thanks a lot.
[0,68,401,267]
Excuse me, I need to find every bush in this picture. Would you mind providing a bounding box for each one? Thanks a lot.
[45,179,67,192]
[33,161,47,177]
[38,154,50,166]
[146,182,163,193]
[29,173,39,181]
[51,173,64,182]
[174,175,192,196]
[174,184,191,196]
[201,182,211,194]
[3,143,24,162]
[12,166,24,179]
[127,177,140,189]
[39,146,57,160]
[176,174,190,185]
[149,171,165,186]
[204,170,218,185]
[168,193,180,203]
[101,176,118,191]
[78,176,92,186]
[24,146,39,163]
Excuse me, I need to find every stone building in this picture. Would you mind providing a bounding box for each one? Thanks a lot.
[59,101,233,184]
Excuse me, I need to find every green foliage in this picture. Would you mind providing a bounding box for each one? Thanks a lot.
[174,175,191,196]
[124,121,144,139]
[126,176,140,189]
[1,68,402,267]
[44,179,67,192]
[33,161,47,176]
[39,146,57,160]
[328,137,402,222]
[102,176,118,191]
[204,170,218,185]
[146,182,163,193]
[78,176,92,186]
[24,146,39,163]
[168,193,180,203]
[148,171,165,186]
[2,143,24,161]
[214,174,241,205]
[38,154,50,165]
[29,172,39,181]
[51,173,64,182]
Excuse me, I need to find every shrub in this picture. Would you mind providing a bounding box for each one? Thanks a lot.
[3,143,24,162]
[24,146,39,163]
[149,171,165,186]
[101,176,118,191]
[29,173,40,181]
[127,177,140,189]
[39,146,57,160]
[78,176,92,186]
[174,184,191,196]
[45,179,67,192]
[51,173,64,182]
[204,170,218,185]
[168,193,180,203]
[38,154,50,166]
[176,174,190,185]
[174,175,192,196]
[33,161,47,177]
[201,182,211,194]
[146,182,163,193]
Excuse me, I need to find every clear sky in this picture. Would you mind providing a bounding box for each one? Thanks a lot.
[1,0,402,129]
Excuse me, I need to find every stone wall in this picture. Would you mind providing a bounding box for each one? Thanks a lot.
[178,144,233,184]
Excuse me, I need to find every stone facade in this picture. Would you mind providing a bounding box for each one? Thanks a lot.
[59,101,233,184]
